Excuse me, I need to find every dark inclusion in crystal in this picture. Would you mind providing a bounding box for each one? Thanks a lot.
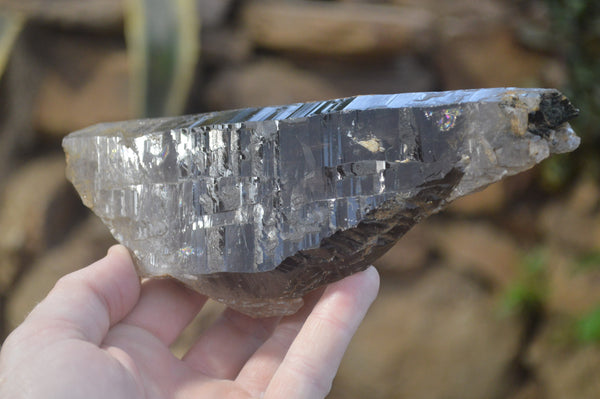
[63,88,580,317]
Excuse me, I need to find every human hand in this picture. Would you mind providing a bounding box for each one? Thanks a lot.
[0,245,379,399]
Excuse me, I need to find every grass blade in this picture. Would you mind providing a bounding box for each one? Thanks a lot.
[125,0,200,117]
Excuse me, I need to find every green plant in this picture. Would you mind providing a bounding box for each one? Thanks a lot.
[543,0,600,182]
[571,251,600,344]
[502,248,548,315]
[573,250,600,273]
[575,305,600,343]
[125,0,200,117]
[0,11,25,81]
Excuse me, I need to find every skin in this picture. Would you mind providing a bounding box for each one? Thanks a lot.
[0,245,379,399]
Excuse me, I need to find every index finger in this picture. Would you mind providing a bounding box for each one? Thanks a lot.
[264,266,380,399]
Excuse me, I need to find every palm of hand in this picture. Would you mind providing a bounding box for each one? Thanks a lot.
[0,246,379,399]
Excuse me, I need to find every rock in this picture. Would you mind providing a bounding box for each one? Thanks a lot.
[203,59,339,109]
[5,215,115,332]
[63,88,580,317]
[391,0,506,21]
[0,155,86,292]
[526,316,600,399]
[447,180,506,215]
[201,28,252,67]
[501,177,600,315]
[290,55,437,99]
[495,170,540,242]
[544,249,600,315]
[197,0,233,29]
[0,27,45,189]
[507,382,544,399]
[242,1,433,56]
[540,59,569,89]
[1,0,124,30]
[538,178,600,252]
[401,0,546,89]
[434,221,520,289]
[34,44,131,137]
[435,28,548,89]
[374,221,433,273]
[330,266,524,399]
[566,179,600,215]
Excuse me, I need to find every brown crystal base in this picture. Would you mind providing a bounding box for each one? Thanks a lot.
[140,168,463,318]
[174,246,380,318]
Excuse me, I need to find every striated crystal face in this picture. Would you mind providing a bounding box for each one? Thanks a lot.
[63,88,579,317]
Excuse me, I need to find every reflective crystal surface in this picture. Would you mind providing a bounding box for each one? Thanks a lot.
[63,88,579,317]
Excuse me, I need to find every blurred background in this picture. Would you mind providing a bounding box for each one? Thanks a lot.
[0,0,599,397]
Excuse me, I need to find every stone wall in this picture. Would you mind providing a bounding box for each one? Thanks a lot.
[0,1,598,398]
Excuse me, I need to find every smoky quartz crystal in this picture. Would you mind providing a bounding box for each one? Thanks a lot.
[63,88,580,317]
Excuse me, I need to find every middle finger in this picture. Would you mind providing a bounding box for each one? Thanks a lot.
[234,288,325,395]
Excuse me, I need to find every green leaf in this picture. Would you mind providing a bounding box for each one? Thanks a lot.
[576,305,600,343]
[573,251,600,273]
[0,11,25,82]
[501,248,548,315]
[125,0,200,117]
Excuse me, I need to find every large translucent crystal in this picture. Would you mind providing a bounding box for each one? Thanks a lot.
[63,88,579,317]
